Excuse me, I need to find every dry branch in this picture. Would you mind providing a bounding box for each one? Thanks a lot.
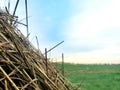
[0,9,79,90]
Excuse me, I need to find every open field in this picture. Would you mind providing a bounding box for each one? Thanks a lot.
[55,63,120,90]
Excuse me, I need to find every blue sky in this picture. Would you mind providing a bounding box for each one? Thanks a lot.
[1,0,120,64]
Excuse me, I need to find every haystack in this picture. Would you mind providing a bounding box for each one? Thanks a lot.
[0,9,76,90]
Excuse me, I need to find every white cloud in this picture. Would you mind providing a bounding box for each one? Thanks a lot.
[0,0,6,8]
[64,0,120,46]
[62,0,120,63]
[57,46,120,64]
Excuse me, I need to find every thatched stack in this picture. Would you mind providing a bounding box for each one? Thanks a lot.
[0,10,76,90]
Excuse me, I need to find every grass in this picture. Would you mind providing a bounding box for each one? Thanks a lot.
[55,63,120,90]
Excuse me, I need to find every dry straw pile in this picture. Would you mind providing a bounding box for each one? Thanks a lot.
[0,9,77,90]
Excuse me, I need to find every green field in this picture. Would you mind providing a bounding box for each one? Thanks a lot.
[55,63,120,90]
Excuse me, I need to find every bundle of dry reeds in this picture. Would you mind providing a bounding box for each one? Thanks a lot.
[0,9,77,90]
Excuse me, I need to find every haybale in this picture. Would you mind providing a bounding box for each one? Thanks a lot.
[0,9,77,90]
